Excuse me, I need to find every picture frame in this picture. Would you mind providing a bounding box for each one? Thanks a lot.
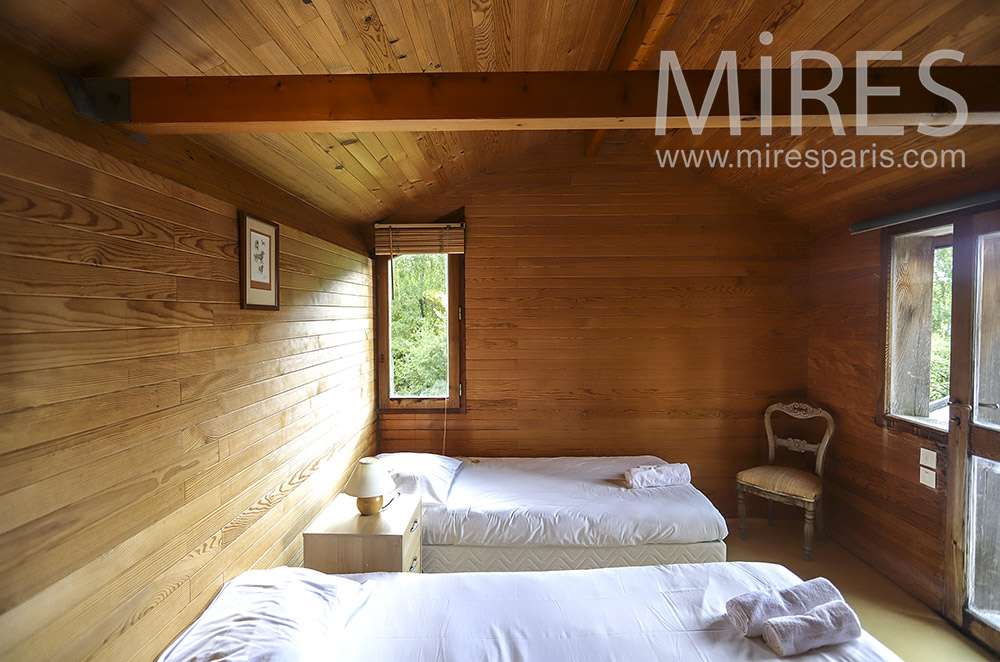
[239,212,280,310]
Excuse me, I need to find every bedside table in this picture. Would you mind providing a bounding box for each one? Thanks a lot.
[303,493,421,574]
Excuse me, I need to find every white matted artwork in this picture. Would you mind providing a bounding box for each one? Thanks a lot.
[239,212,279,310]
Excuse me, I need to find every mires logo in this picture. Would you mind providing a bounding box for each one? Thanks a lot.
[655,31,968,137]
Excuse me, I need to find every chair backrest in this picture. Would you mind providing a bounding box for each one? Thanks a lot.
[764,402,835,477]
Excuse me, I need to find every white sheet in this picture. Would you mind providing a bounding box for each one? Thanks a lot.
[157,567,363,662]
[340,562,901,662]
[423,455,728,546]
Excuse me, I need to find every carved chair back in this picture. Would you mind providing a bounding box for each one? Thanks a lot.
[764,403,835,477]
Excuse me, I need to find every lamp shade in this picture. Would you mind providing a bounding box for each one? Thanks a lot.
[343,457,396,498]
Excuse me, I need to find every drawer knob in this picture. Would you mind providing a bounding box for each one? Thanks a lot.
[409,519,419,533]
[408,556,419,572]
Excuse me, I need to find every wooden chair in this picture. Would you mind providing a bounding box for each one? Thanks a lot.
[736,402,835,560]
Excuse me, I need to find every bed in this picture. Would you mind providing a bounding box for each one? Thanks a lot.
[377,452,728,572]
[158,562,902,662]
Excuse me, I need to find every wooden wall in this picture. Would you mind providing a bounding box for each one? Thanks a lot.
[807,223,947,610]
[0,96,375,660]
[379,134,810,514]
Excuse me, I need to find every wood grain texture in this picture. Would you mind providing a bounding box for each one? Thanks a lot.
[2,0,996,236]
[0,44,366,254]
[0,0,993,639]
[55,66,990,135]
[0,0,630,232]
[806,224,949,611]
[888,234,935,417]
[302,493,422,574]
[642,0,1000,231]
[586,0,690,157]
[377,134,810,515]
[0,84,375,661]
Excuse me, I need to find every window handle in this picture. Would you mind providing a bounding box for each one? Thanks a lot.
[978,402,999,410]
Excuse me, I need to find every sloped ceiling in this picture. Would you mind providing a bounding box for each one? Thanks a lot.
[0,0,997,235]
[0,0,636,228]
[648,0,1000,231]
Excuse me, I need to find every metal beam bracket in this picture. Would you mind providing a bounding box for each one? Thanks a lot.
[58,72,130,123]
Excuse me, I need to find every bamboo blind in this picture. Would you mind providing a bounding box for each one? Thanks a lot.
[374,223,465,255]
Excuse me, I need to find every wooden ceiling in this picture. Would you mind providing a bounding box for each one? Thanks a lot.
[649,0,1000,230]
[0,0,997,235]
[0,0,635,230]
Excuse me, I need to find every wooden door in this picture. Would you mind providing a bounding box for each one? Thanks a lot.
[945,206,1000,654]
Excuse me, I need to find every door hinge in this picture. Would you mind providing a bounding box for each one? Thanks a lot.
[459,382,463,397]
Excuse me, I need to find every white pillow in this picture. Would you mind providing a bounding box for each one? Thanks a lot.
[376,452,463,505]
[157,566,364,662]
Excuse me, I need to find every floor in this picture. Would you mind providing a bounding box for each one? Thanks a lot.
[727,517,998,662]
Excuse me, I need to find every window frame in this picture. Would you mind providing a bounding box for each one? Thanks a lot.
[374,252,466,414]
[877,214,958,444]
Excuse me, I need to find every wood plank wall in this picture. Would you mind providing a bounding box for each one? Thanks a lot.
[0,104,375,659]
[0,43,366,254]
[378,134,810,514]
[807,224,947,610]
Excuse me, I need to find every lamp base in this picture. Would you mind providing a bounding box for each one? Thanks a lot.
[356,495,383,516]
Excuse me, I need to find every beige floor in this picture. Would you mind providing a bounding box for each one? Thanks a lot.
[726,517,998,662]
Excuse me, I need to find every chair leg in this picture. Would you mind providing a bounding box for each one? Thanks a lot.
[803,503,815,561]
[767,500,774,526]
[816,498,825,541]
[737,483,747,540]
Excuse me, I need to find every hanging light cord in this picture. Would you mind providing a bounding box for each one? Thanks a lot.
[441,392,448,456]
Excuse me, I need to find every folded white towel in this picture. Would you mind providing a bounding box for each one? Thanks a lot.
[725,577,843,637]
[624,463,691,488]
[762,600,862,656]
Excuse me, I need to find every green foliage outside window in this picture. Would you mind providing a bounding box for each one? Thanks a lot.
[389,254,449,397]
[929,246,953,403]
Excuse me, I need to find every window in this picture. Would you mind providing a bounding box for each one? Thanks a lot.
[883,222,953,432]
[374,220,465,412]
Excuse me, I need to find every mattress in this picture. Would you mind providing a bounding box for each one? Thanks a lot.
[425,455,728,547]
[340,562,901,661]
[159,562,903,662]
[422,540,727,572]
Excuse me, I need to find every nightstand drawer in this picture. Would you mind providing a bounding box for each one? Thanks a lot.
[303,493,422,574]
[403,517,421,573]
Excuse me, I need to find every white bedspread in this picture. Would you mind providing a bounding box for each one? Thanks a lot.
[422,455,728,546]
[341,562,900,662]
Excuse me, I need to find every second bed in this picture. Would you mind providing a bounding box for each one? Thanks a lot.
[377,453,728,572]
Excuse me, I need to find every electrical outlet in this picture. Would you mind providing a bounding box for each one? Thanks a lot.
[919,466,937,489]
[919,448,937,469]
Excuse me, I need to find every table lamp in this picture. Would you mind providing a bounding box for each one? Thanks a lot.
[344,457,396,515]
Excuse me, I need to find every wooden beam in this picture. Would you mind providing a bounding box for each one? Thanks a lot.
[585,0,687,157]
[77,69,1000,134]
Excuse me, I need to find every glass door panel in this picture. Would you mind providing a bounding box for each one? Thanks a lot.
[969,456,1000,629]
[961,219,1000,648]
[973,231,1000,431]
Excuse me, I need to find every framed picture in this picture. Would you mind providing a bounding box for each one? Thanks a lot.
[239,212,280,310]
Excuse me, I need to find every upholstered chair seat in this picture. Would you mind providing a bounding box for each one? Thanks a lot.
[736,466,822,502]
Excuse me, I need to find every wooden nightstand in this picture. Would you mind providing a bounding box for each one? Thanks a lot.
[303,493,421,574]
